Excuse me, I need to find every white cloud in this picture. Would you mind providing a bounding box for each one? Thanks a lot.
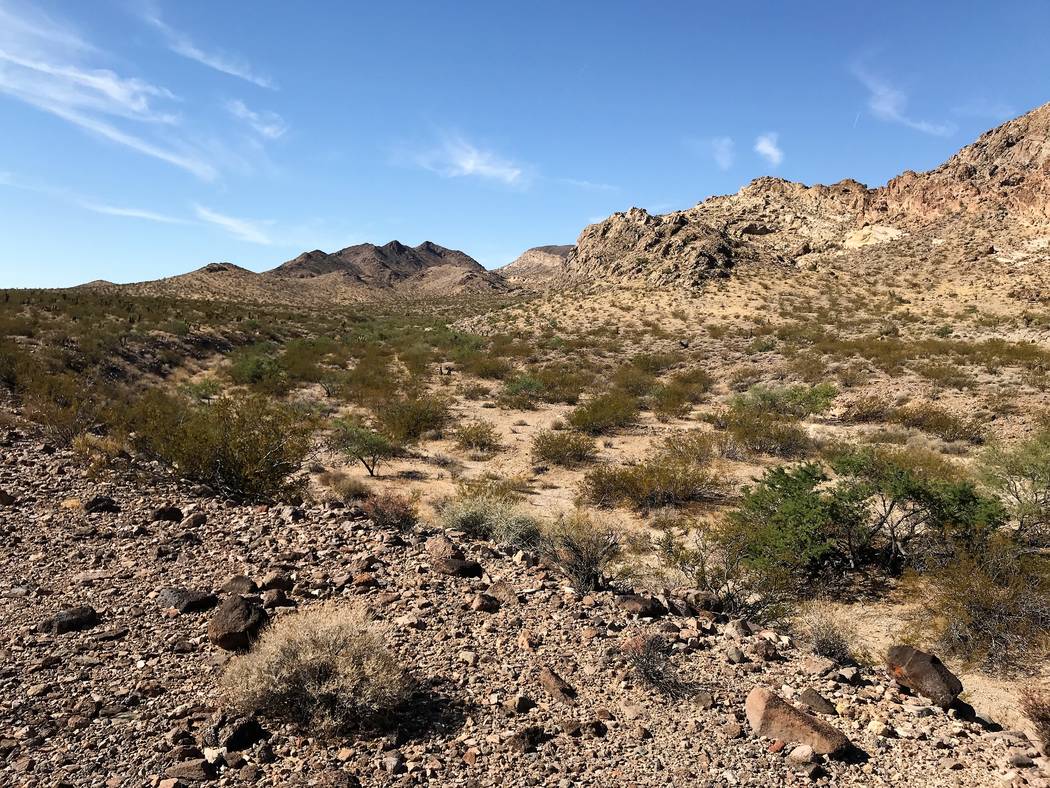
[852,64,955,137]
[0,171,187,223]
[753,132,783,167]
[226,99,286,139]
[0,0,216,179]
[710,136,735,170]
[193,204,272,244]
[952,97,1016,121]
[410,135,526,186]
[78,201,186,224]
[141,6,274,89]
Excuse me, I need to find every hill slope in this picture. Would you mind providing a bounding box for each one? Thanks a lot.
[498,245,573,286]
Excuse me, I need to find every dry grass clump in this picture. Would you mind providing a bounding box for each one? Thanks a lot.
[890,402,984,444]
[317,469,371,503]
[581,456,728,511]
[531,429,597,467]
[540,511,621,593]
[438,489,540,548]
[797,603,858,664]
[361,491,418,530]
[222,602,411,736]
[1021,688,1050,756]
[622,635,696,698]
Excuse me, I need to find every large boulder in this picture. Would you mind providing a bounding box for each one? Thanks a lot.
[208,597,267,651]
[38,606,99,635]
[745,686,851,755]
[886,645,962,709]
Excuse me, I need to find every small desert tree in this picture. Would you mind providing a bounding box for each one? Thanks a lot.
[981,429,1050,545]
[328,418,398,477]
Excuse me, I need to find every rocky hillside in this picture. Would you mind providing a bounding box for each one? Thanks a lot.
[0,423,1046,786]
[498,245,573,286]
[569,102,1050,290]
[89,242,510,305]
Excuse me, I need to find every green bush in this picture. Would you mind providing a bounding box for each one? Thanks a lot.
[980,429,1050,544]
[891,402,984,444]
[730,383,837,418]
[582,456,728,511]
[531,429,597,467]
[375,395,451,443]
[129,391,312,502]
[722,408,812,458]
[568,391,639,435]
[228,345,289,395]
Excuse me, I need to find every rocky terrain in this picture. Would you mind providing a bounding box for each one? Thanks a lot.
[0,420,1047,788]
[498,246,573,286]
[566,101,1050,291]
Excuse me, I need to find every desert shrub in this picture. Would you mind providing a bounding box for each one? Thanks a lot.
[890,402,984,444]
[659,431,718,466]
[582,456,728,511]
[328,419,399,476]
[222,602,411,736]
[611,364,656,396]
[568,391,639,435]
[722,407,812,458]
[361,491,417,530]
[622,635,695,698]
[452,420,501,454]
[72,433,129,473]
[650,383,691,420]
[318,470,371,502]
[540,511,621,593]
[228,345,289,395]
[531,429,596,467]
[1021,688,1050,756]
[19,371,110,446]
[128,391,312,502]
[500,365,592,409]
[375,395,450,443]
[438,490,540,548]
[842,395,892,424]
[980,429,1050,544]
[498,374,545,409]
[913,538,1050,671]
[797,603,858,664]
[629,352,677,374]
[731,383,837,419]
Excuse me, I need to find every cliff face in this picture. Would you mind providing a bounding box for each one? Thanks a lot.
[499,245,573,286]
[568,102,1050,289]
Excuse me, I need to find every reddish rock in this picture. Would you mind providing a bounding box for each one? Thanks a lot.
[745,686,851,755]
[886,645,962,709]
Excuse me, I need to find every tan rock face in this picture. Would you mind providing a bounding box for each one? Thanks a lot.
[499,245,573,286]
[568,101,1050,290]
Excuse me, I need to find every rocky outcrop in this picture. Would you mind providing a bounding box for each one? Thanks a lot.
[568,102,1050,290]
[499,245,573,286]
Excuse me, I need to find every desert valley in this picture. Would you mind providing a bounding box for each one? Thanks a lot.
[3,95,1050,788]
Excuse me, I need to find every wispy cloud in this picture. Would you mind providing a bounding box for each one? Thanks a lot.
[226,99,286,139]
[711,136,735,170]
[141,5,274,89]
[0,0,216,179]
[952,97,1016,122]
[753,132,783,167]
[852,63,955,137]
[0,170,186,223]
[555,177,617,192]
[193,204,272,244]
[408,134,526,186]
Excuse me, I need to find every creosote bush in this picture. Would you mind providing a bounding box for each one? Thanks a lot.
[317,470,371,503]
[327,419,399,477]
[222,603,411,736]
[567,391,638,435]
[375,395,451,443]
[531,429,597,467]
[582,456,728,511]
[452,420,501,454]
[540,511,621,593]
[128,391,312,502]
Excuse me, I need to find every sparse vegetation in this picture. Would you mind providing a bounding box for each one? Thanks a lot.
[540,511,621,593]
[438,489,541,548]
[568,391,639,435]
[222,603,411,736]
[531,429,597,467]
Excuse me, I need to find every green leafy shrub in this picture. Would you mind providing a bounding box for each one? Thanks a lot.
[730,383,837,418]
[128,391,312,502]
[980,429,1050,544]
[721,407,812,458]
[531,429,597,467]
[375,395,450,443]
[568,391,639,435]
[222,602,410,736]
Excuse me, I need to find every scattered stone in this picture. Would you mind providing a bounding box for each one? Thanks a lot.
[470,592,500,613]
[886,645,963,709]
[539,667,577,703]
[39,606,98,635]
[507,726,547,753]
[260,571,293,592]
[165,759,216,782]
[157,588,218,614]
[431,557,483,578]
[0,489,15,506]
[745,686,852,755]
[207,596,267,651]
[221,575,258,594]
[726,645,748,664]
[152,505,184,522]
[799,688,837,716]
[616,594,667,617]
[84,495,120,514]
[425,534,463,560]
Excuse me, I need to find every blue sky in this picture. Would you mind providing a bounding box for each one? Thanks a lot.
[1,1,1048,288]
